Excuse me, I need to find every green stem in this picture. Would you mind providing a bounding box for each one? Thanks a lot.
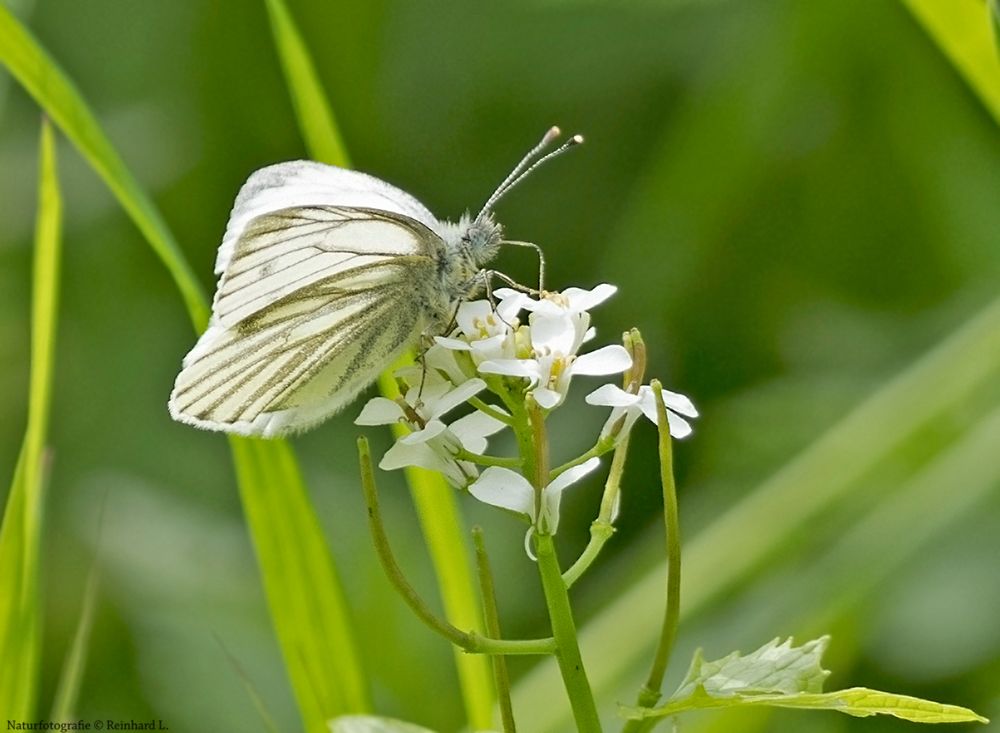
[563,431,632,588]
[535,533,603,733]
[358,437,555,657]
[550,436,616,481]
[468,396,514,425]
[453,447,522,469]
[635,382,681,710]
[518,399,602,733]
[473,528,517,733]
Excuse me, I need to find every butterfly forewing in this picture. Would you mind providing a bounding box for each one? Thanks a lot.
[169,204,444,437]
[213,206,437,328]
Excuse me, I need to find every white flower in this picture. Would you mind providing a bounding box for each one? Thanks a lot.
[435,291,527,364]
[381,410,508,488]
[469,457,601,537]
[505,283,617,319]
[355,373,507,487]
[585,384,698,439]
[478,315,631,409]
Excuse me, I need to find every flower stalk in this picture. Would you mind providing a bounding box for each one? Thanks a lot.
[357,437,555,657]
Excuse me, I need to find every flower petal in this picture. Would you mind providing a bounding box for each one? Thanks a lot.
[496,291,529,321]
[529,314,577,356]
[478,358,540,381]
[667,412,693,439]
[354,397,405,425]
[585,383,640,407]
[451,411,508,454]
[532,387,563,409]
[469,467,536,518]
[542,456,601,534]
[571,345,632,376]
[380,441,445,472]
[399,419,448,445]
[455,300,494,337]
[430,378,486,418]
[563,283,617,311]
[548,456,602,495]
[662,389,698,418]
[434,336,472,351]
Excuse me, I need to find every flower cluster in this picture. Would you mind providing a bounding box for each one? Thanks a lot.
[356,284,697,544]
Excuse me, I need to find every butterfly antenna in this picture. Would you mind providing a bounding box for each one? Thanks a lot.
[477,126,584,220]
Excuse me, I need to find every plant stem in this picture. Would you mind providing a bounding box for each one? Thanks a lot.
[473,527,517,733]
[453,447,522,469]
[468,396,514,425]
[563,430,632,588]
[636,382,681,710]
[550,436,616,481]
[358,437,555,657]
[535,533,603,733]
[519,399,602,732]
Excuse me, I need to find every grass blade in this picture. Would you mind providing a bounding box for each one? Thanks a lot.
[0,3,208,330]
[0,118,61,718]
[50,557,99,720]
[264,0,350,167]
[263,2,496,727]
[901,0,1000,125]
[230,437,370,729]
[0,9,369,730]
[512,293,1000,733]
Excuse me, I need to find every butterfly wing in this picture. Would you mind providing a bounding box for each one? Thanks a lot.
[169,201,447,437]
[215,160,446,278]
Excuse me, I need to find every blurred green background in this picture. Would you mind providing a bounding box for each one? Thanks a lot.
[1,0,998,731]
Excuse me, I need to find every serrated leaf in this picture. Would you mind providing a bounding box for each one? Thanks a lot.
[626,636,987,724]
[672,636,830,699]
[329,715,441,733]
[625,688,987,724]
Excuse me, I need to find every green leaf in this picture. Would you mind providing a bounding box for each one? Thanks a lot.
[900,0,1000,125]
[672,637,830,699]
[262,2,495,728]
[626,637,988,724]
[329,715,441,733]
[0,119,61,718]
[0,9,369,730]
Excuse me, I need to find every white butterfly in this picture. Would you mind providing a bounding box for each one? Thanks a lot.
[168,127,582,438]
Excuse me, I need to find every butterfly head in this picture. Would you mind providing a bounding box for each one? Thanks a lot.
[464,211,504,267]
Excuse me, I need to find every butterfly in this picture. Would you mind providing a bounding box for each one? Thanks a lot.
[168,127,582,438]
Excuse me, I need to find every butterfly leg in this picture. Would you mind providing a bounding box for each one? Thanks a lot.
[501,239,546,294]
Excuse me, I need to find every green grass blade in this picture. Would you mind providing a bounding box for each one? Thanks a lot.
[264,0,350,167]
[513,293,1000,733]
[230,437,370,730]
[0,118,62,718]
[0,3,209,330]
[901,0,1000,125]
[50,558,99,720]
[263,2,495,727]
[0,9,370,730]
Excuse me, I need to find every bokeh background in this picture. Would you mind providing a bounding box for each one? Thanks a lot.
[1,0,998,731]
